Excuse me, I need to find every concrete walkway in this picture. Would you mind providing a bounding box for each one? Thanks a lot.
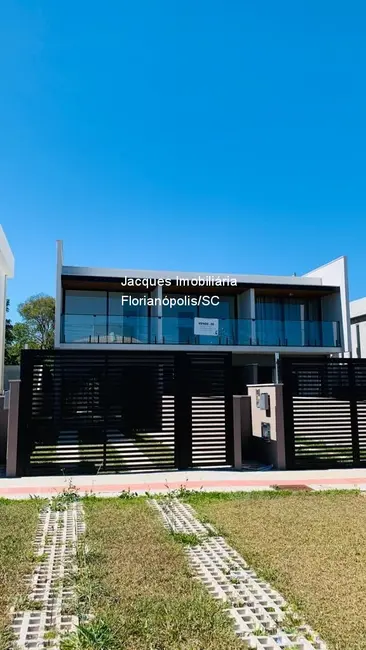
[2,468,366,498]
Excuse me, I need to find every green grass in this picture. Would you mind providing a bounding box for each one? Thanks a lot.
[169,531,201,545]
[0,499,44,650]
[186,490,366,650]
[63,498,246,650]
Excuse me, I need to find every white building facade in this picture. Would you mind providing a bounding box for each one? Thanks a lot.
[351,297,366,358]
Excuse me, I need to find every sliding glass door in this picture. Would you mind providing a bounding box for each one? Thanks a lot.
[256,296,322,346]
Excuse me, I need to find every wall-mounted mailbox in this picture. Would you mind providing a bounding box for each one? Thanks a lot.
[261,422,271,440]
[259,392,269,410]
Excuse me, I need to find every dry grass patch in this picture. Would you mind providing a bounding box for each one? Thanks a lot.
[75,498,245,650]
[0,498,43,650]
[187,490,366,650]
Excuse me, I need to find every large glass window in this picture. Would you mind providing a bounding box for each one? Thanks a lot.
[63,291,107,343]
[108,292,149,343]
[64,290,107,314]
[162,297,197,344]
[255,296,322,346]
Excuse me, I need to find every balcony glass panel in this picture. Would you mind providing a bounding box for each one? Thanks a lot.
[256,319,340,347]
[162,294,236,344]
[109,292,149,342]
[63,314,107,343]
[61,315,340,347]
[162,317,252,345]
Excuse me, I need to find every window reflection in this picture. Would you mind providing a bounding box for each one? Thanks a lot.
[108,292,149,343]
[64,291,107,342]
[162,294,236,344]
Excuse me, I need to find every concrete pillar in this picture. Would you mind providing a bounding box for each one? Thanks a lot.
[247,383,287,469]
[55,240,63,347]
[151,286,163,343]
[233,396,243,469]
[233,395,252,469]
[237,288,256,345]
[249,288,256,344]
[274,384,286,470]
[274,353,280,383]
[0,275,7,393]
[6,379,20,477]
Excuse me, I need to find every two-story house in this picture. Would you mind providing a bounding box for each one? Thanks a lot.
[55,241,351,385]
[15,242,351,477]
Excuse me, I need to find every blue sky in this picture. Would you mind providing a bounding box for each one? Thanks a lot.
[2,0,366,321]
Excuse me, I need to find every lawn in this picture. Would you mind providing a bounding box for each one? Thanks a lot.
[185,490,366,650]
[77,498,245,650]
[0,499,43,650]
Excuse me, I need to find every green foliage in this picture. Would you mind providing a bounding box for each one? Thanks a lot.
[61,620,118,650]
[18,294,55,349]
[50,481,80,511]
[5,295,55,364]
[118,488,139,499]
[4,299,15,365]
[252,626,265,636]
[169,531,201,546]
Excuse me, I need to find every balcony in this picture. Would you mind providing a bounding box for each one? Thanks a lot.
[61,315,341,348]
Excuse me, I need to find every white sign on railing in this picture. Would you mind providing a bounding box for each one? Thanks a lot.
[194,317,219,336]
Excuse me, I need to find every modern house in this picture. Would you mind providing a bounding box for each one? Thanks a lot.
[350,297,366,358]
[12,244,352,477]
[55,242,351,386]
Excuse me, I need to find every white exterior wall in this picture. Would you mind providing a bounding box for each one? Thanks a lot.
[350,297,366,358]
[54,240,63,347]
[351,321,366,358]
[0,226,15,393]
[304,256,351,356]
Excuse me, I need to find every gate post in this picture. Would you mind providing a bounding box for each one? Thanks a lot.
[233,396,243,469]
[224,353,234,466]
[348,361,360,466]
[280,360,296,470]
[174,353,192,469]
[6,379,21,477]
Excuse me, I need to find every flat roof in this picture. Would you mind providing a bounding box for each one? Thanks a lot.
[62,265,326,287]
[350,297,366,319]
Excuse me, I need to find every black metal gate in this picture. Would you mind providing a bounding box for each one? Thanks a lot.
[281,357,366,469]
[17,350,233,476]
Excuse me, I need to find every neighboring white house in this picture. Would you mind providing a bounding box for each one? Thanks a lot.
[0,226,15,392]
[350,297,366,358]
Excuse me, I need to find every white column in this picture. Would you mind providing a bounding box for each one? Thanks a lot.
[300,303,305,346]
[237,288,256,344]
[0,275,7,393]
[6,379,20,477]
[151,286,163,343]
[250,288,256,344]
[54,240,63,347]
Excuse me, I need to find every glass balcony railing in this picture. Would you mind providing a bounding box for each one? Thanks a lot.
[62,314,150,344]
[61,315,341,348]
[161,317,252,345]
[255,319,341,347]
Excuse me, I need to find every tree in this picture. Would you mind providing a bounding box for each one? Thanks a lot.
[5,322,38,365]
[5,298,14,364]
[18,294,55,350]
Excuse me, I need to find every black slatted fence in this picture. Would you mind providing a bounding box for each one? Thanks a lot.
[282,357,366,469]
[17,350,233,476]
